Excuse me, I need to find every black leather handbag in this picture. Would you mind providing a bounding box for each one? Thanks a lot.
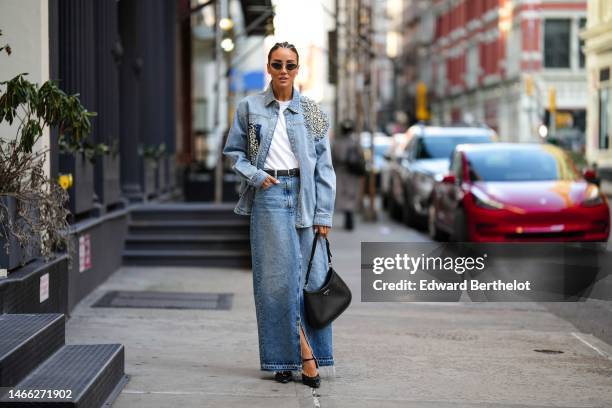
[303,232,352,329]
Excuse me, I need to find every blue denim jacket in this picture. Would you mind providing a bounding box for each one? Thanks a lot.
[222,85,336,228]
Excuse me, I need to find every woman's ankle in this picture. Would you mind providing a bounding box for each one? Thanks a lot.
[302,359,318,376]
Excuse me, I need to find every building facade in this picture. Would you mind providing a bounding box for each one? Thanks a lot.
[582,0,612,187]
[409,0,586,144]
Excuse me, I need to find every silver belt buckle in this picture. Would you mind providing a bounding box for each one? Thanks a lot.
[274,169,278,179]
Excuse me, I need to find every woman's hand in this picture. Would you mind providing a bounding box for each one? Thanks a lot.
[261,175,280,189]
[314,225,330,238]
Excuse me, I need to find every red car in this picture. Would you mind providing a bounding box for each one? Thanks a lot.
[428,143,610,242]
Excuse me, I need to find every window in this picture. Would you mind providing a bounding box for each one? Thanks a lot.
[465,149,579,181]
[506,25,520,77]
[599,87,610,150]
[466,43,479,88]
[544,19,571,68]
[406,138,418,161]
[437,60,446,96]
[451,151,463,182]
[579,18,586,68]
[416,136,493,160]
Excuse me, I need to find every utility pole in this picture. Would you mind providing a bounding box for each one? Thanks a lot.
[214,0,234,203]
[363,0,378,222]
[353,0,365,214]
[214,0,223,203]
[333,0,340,139]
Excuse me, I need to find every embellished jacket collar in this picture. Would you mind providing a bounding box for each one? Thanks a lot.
[263,84,301,114]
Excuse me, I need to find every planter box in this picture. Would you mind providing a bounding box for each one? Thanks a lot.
[184,171,214,202]
[66,210,127,312]
[143,158,157,199]
[94,153,122,207]
[157,156,168,193]
[167,156,177,191]
[59,153,95,216]
[0,254,69,314]
[0,196,39,271]
[183,171,240,202]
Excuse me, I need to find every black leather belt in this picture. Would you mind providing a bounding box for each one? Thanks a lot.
[264,168,300,177]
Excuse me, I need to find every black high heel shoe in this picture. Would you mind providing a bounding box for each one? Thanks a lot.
[274,370,293,383]
[301,357,321,388]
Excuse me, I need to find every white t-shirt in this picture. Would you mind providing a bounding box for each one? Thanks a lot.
[264,99,299,170]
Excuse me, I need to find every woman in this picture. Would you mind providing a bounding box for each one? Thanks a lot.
[222,42,336,388]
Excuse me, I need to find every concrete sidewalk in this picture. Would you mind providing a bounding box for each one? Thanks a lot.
[66,213,612,408]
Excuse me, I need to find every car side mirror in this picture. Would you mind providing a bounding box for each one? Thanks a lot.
[441,174,456,184]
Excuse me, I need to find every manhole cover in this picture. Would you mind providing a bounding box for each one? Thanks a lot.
[533,349,564,354]
[92,291,233,310]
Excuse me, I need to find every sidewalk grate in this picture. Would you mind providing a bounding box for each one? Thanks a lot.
[91,291,233,310]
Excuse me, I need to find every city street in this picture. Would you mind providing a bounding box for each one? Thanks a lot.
[65,209,612,408]
[3,1,612,407]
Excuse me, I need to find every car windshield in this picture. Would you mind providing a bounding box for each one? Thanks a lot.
[465,147,580,181]
[416,135,491,159]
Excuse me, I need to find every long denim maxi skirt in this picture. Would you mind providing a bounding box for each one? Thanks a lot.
[250,174,334,373]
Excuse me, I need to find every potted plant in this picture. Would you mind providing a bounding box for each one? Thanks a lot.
[0,30,106,272]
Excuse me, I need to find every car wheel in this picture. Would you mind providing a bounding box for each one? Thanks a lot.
[388,195,402,221]
[402,192,422,228]
[428,203,448,241]
[451,208,469,242]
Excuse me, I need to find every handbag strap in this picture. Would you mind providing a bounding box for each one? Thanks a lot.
[304,232,332,289]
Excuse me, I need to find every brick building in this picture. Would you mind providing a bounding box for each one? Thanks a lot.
[406,0,587,144]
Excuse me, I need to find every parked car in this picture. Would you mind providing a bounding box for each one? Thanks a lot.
[381,132,413,209]
[360,132,392,190]
[387,124,496,227]
[428,143,610,242]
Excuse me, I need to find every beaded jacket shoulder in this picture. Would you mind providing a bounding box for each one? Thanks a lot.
[299,96,329,141]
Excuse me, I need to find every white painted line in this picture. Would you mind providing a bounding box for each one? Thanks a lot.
[312,388,321,408]
[124,388,324,405]
[121,390,289,398]
[123,390,212,395]
[571,332,612,361]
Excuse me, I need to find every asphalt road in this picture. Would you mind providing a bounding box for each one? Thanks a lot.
[541,194,612,346]
[384,198,612,351]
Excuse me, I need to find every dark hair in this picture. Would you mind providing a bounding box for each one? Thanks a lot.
[267,42,299,64]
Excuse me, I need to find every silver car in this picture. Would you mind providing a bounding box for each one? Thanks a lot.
[387,124,497,228]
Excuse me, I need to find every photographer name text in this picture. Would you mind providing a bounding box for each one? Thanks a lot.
[373,279,531,291]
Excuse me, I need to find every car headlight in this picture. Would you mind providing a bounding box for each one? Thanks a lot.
[582,186,606,207]
[471,188,505,210]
